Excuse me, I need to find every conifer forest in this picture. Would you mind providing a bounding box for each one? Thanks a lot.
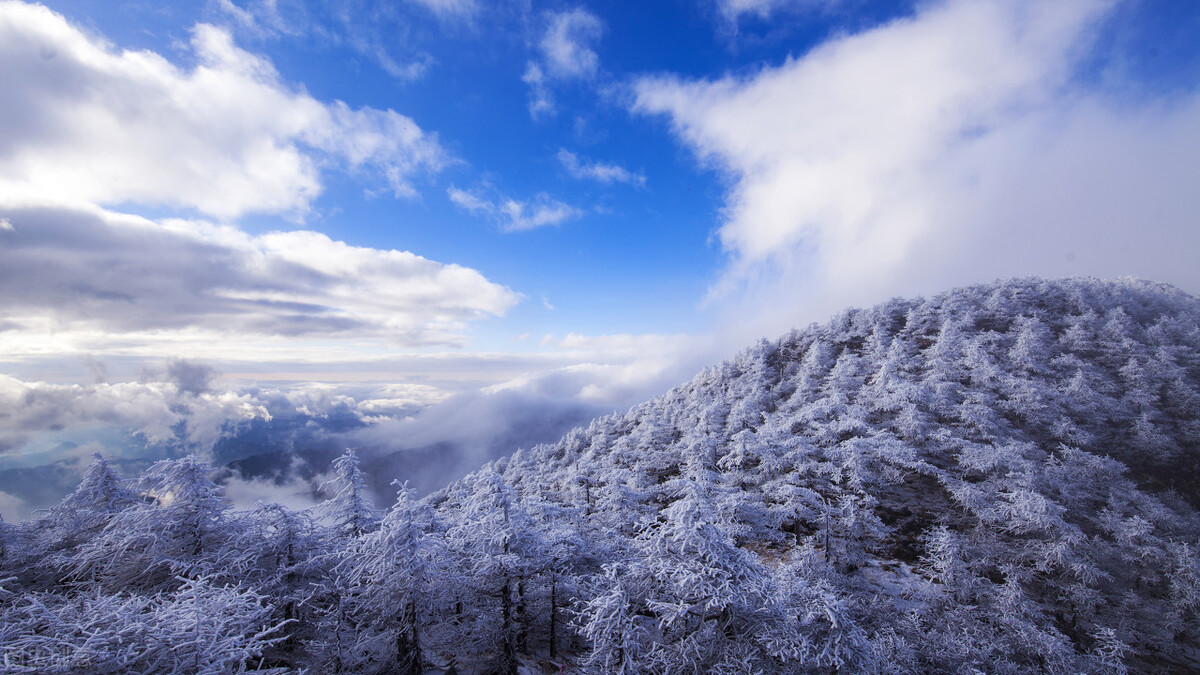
[3,277,1199,674]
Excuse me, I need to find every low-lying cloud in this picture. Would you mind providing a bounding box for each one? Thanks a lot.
[0,372,267,465]
[0,328,711,519]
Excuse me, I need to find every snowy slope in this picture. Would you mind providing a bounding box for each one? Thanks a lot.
[444,276,1200,673]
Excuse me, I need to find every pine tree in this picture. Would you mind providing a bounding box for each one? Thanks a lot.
[341,482,442,675]
[314,449,381,540]
[70,455,233,592]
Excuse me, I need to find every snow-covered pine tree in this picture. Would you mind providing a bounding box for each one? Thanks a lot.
[69,455,233,593]
[21,453,139,588]
[339,481,442,675]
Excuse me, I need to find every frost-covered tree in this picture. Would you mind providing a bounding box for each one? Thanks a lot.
[0,575,291,674]
[583,463,776,673]
[22,453,139,587]
[339,482,442,675]
[70,456,233,592]
[226,501,322,665]
[576,564,648,675]
[314,449,380,541]
[442,470,546,674]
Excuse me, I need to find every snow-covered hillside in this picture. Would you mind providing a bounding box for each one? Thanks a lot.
[3,277,1199,674]
[455,276,1200,673]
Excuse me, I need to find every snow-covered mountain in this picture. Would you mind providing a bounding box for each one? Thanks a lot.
[3,277,1198,674]
[444,276,1200,673]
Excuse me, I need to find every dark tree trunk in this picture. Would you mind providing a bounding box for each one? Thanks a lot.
[516,575,528,654]
[396,600,423,675]
[500,580,517,675]
[549,579,558,660]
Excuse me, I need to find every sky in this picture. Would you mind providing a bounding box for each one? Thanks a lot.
[1,0,1198,517]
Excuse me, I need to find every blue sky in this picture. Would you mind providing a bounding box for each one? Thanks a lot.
[1,0,1198,515]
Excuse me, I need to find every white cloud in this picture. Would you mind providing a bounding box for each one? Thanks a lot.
[220,471,325,512]
[448,186,582,232]
[447,186,493,214]
[0,3,446,219]
[0,490,32,523]
[634,0,1200,338]
[540,8,603,79]
[522,62,556,119]
[215,0,258,30]
[522,7,604,119]
[0,204,520,349]
[0,372,268,460]
[0,329,714,513]
[558,149,645,186]
[500,196,581,232]
[487,332,708,404]
[717,0,787,20]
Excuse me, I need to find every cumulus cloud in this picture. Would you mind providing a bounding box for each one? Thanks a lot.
[166,360,219,397]
[716,0,787,20]
[634,0,1200,338]
[0,2,445,219]
[500,197,582,232]
[344,330,709,493]
[488,332,708,405]
[446,186,492,214]
[0,372,269,462]
[0,328,702,466]
[219,460,326,513]
[351,388,601,493]
[523,7,604,118]
[558,149,645,186]
[448,186,582,232]
[0,204,519,348]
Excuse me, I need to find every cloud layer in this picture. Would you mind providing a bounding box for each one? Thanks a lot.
[635,0,1200,335]
[0,205,519,347]
[0,372,267,463]
[0,326,707,519]
[0,2,445,218]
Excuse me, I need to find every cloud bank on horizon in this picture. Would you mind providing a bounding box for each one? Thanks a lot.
[0,0,1197,517]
